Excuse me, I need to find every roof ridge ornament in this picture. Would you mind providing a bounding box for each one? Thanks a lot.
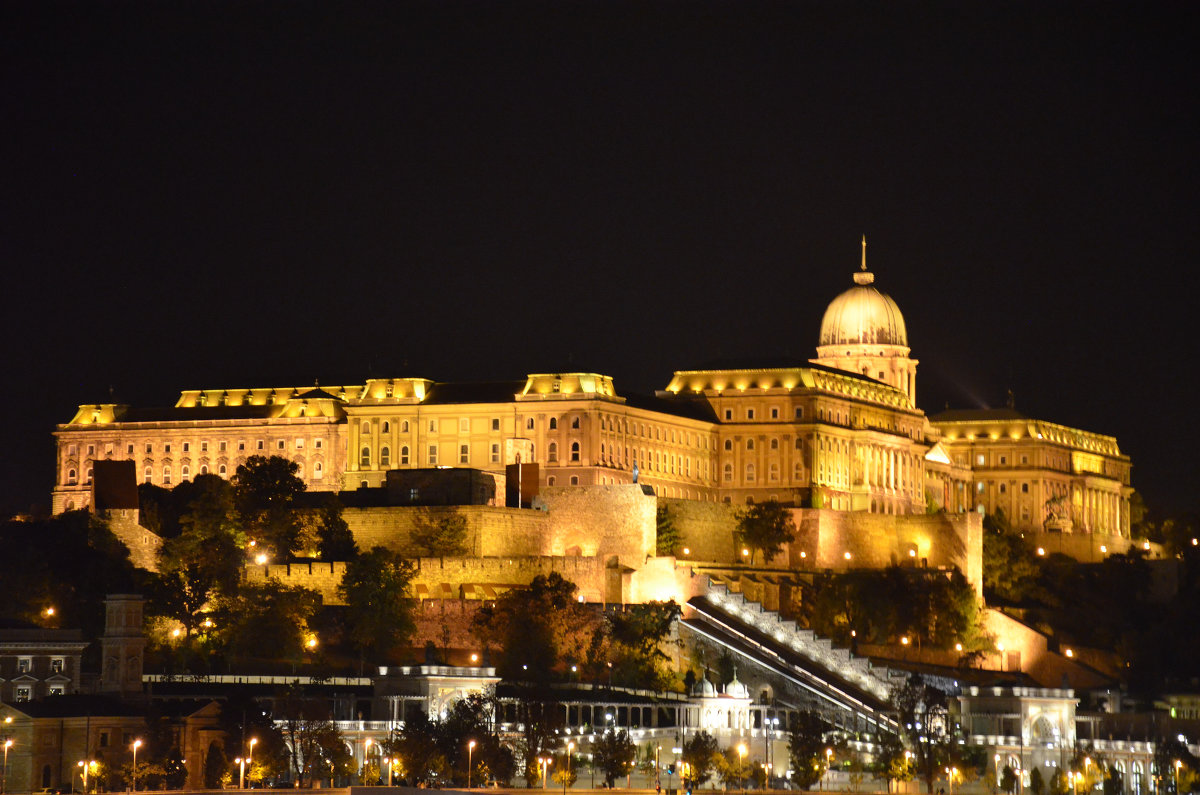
[861,234,867,271]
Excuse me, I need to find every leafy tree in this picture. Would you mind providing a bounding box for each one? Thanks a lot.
[788,710,830,790]
[153,474,244,636]
[681,731,720,789]
[338,545,416,667]
[385,711,442,786]
[735,500,796,564]
[232,455,306,559]
[606,601,682,690]
[276,686,355,787]
[409,509,469,557]
[1030,766,1045,795]
[511,692,565,786]
[716,744,752,790]
[471,572,601,680]
[982,511,1041,603]
[203,741,229,789]
[214,578,321,663]
[593,729,636,787]
[656,503,683,556]
[893,674,962,794]
[314,495,358,560]
[162,747,187,789]
[1001,765,1018,794]
[876,732,914,793]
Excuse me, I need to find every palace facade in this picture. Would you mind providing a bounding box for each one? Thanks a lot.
[50,245,1131,537]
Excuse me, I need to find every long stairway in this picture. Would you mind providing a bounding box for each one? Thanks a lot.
[683,583,900,734]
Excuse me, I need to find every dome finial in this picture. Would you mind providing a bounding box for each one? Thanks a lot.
[861,235,867,271]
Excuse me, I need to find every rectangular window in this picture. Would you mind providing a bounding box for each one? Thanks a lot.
[219,440,227,452]
[315,439,323,449]
[527,417,535,430]
[459,417,470,433]
[795,407,804,419]
[491,443,501,463]
[428,445,438,465]
[460,444,469,464]
[296,438,304,449]
[975,453,985,466]
[127,444,134,455]
[747,409,755,420]
[164,443,171,453]
[146,443,152,454]
[15,686,30,702]
[68,444,78,455]
[429,419,438,433]
[724,409,733,420]
[1000,455,1007,465]
[18,657,32,673]
[87,444,95,456]
[277,439,286,450]
[1021,455,1028,464]
[201,441,208,452]
[1022,483,1030,493]
[105,443,113,455]
[257,440,265,450]
[48,685,65,696]
[51,658,64,673]
[99,732,110,748]
[182,442,190,453]
[771,407,779,419]
[491,418,500,432]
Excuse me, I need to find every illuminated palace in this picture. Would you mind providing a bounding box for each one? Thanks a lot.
[50,243,1131,537]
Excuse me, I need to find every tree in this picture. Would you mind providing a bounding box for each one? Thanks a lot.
[214,578,321,663]
[606,601,682,690]
[656,503,683,556]
[593,729,636,787]
[203,741,229,789]
[681,731,720,789]
[385,711,442,786]
[314,495,358,560]
[735,500,796,564]
[1001,765,1019,794]
[232,455,307,559]
[276,686,354,787]
[982,512,1041,603]
[788,710,830,790]
[409,509,469,557]
[338,545,416,667]
[893,674,960,794]
[716,745,752,791]
[470,572,600,680]
[876,732,914,793]
[153,474,244,636]
[1030,767,1045,795]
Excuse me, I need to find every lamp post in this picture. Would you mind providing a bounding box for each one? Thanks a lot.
[540,757,552,790]
[737,743,747,795]
[3,738,13,795]
[78,760,96,794]
[132,739,143,792]
[248,737,258,787]
[824,748,833,792]
[1175,761,1182,795]
[656,746,662,791]
[468,740,476,789]
[565,742,574,795]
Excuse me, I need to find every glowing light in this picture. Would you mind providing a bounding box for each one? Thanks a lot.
[799,551,807,558]
[742,548,749,557]
[682,547,691,555]
[1036,547,1045,556]
[955,643,963,652]
[1100,545,1107,553]
[255,553,269,565]
[306,635,318,649]
[470,653,479,663]
[1065,649,1074,658]
[1143,541,1151,550]
[908,549,917,557]
[843,551,852,560]
[900,636,909,646]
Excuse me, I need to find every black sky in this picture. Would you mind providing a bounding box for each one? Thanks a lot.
[2,0,1196,515]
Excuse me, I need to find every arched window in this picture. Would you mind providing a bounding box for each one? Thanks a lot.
[361,420,371,435]
[724,439,733,451]
[360,447,371,467]
[548,442,558,463]
[144,467,152,483]
[571,417,580,429]
[200,465,209,475]
[747,439,755,450]
[745,463,755,482]
[219,464,227,476]
[383,421,391,433]
[85,468,93,484]
[380,447,391,467]
[769,463,779,481]
[571,442,581,462]
[723,463,733,482]
[66,468,77,485]
[314,461,324,477]
[296,463,304,479]
[549,417,558,430]
[162,467,171,485]
[548,476,556,486]
[770,438,779,450]
[401,445,410,465]
[181,465,190,481]
[570,475,579,485]
[401,420,410,432]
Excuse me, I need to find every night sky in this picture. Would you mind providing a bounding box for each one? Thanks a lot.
[3,1,1196,515]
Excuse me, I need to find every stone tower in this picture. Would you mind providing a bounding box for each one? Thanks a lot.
[99,594,145,697]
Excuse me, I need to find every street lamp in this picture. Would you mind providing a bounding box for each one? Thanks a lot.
[132,739,143,792]
[3,737,13,795]
[540,757,553,790]
[248,737,258,787]
[564,741,575,795]
[77,760,96,794]
[656,746,662,791]
[468,740,476,789]
[737,743,748,795]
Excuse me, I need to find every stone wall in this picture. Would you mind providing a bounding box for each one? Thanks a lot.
[537,484,657,564]
[665,498,983,593]
[105,509,163,572]
[344,505,550,556]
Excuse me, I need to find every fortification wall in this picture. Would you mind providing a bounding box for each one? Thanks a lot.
[344,505,551,556]
[105,509,163,572]
[1023,531,1159,563]
[538,484,656,564]
[664,498,739,562]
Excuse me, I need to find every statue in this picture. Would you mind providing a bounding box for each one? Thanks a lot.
[631,462,639,484]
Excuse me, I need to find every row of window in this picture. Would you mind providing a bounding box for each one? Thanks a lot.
[361,444,503,468]
[722,406,804,421]
[722,461,804,483]
[11,656,66,673]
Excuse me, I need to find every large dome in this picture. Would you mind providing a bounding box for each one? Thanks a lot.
[818,265,908,348]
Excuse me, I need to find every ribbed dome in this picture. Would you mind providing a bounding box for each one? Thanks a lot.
[818,268,908,348]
